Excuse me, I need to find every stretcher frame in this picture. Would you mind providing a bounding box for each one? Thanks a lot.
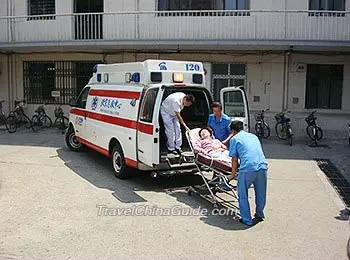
[184,128,239,211]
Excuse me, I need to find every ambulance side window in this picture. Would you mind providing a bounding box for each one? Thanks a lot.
[140,88,159,123]
[76,87,90,109]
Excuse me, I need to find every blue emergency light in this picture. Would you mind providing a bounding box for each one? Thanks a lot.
[131,73,140,83]
[97,73,102,82]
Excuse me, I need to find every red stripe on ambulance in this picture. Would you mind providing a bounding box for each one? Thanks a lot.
[87,111,137,129]
[76,136,138,167]
[76,136,109,156]
[70,108,85,116]
[137,122,153,135]
[89,89,141,100]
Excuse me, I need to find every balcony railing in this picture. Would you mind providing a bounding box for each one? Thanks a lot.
[0,10,349,45]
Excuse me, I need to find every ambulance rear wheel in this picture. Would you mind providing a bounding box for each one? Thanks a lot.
[65,127,84,152]
[111,144,130,179]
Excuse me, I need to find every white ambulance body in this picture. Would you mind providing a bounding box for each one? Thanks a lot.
[65,60,249,178]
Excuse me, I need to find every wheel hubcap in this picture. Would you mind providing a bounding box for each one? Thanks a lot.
[113,152,122,173]
[69,133,81,149]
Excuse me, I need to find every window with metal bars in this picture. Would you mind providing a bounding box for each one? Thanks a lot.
[28,0,56,20]
[305,64,343,109]
[23,61,101,104]
[211,63,247,102]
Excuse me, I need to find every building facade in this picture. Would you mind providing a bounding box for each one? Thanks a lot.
[0,0,349,137]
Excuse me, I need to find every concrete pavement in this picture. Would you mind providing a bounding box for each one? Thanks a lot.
[0,129,349,260]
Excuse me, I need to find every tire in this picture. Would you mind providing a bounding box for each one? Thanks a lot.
[111,144,130,179]
[275,122,287,140]
[306,125,323,141]
[6,115,16,133]
[65,126,84,152]
[255,123,263,139]
[42,115,52,128]
[287,127,293,146]
[55,116,69,131]
[262,122,270,139]
[22,114,32,129]
[31,115,40,132]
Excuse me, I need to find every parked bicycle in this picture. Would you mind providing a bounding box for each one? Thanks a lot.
[9,99,32,131]
[305,110,323,146]
[54,104,69,133]
[0,100,16,133]
[275,110,294,146]
[254,109,270,140]
[32,104,52,131]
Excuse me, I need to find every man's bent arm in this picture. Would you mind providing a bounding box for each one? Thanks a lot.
[175,112,188,129]
[229,156,238,181]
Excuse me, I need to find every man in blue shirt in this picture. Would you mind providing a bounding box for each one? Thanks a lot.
[207,102,232,146]
[227,120,268,226]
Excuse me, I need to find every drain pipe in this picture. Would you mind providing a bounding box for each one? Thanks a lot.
[282,51,290,110]
[7,53,11,112]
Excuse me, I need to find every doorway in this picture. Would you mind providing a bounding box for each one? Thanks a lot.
[74,0,104,40]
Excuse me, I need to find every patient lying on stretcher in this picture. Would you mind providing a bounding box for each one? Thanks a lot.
[192,127,232,164]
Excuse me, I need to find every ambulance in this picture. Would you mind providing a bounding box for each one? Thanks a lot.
[65,60,249,179]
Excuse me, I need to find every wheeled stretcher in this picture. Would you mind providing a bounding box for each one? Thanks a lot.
[185,128,239,210]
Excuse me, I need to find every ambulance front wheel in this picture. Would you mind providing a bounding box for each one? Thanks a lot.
[111,144,130,179]
[65,127,84,152]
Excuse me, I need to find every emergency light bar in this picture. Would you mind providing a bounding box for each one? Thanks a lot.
[125,73,140,83]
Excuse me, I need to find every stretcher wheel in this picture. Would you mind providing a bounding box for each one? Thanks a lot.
[186,187,193,196]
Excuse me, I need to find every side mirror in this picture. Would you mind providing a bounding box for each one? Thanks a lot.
[69,98,77,107]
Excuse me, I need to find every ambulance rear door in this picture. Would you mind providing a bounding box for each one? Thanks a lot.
[220,86,250,132]
[137,85,164,167]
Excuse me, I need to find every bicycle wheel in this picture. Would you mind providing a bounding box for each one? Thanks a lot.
[31,115,40,132]
[6,115,16,133]
[255,122,263,139]
[54,116,69,131]
[315,126,323,141]
[262,122,270,139]
[306,125,322,141]
[42,115,52,128]
[22,114,32,129]
[287,126,293,146]
[275,122,287,140]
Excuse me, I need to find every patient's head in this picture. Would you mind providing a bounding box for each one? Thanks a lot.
[199,127,213,140]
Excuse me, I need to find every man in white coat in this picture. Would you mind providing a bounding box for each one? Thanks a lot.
[160,92,195,155]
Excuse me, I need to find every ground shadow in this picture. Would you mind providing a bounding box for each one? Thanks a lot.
[57,146,204,204]
[168,190,253,231]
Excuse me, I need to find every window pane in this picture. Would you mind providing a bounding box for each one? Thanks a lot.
[334,0,345,11]
[225,0,236,9]
[230,63,246,75]
[213,79,228,101]
[305,64,343,109]
[169,0,189,10]
[140,88,159,123]
[158,0,167,10]
[237,0,248,9]
[309,0,319,10]
[230,79,245,86]
[192,0,212,10]
[223,91,245,117]
[213,64,228,75]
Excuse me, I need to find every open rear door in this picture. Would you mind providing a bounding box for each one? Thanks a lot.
[137,86,164,167]
[220,86,250,132]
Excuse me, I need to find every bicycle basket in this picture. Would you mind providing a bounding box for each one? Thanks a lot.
[255,113,262,121]
[274,112,284,122]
